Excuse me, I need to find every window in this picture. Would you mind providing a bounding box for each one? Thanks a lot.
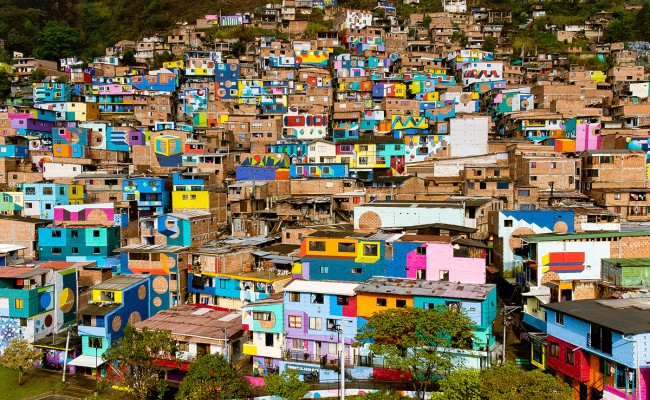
[14,299,23,309]
[396,299,407,308]
[518,190,531,197]
[289,292,300,302]
[497,182,509,190]
[359,145,368,151]
[439,270,449,281]
[311,293,324,304]
[549,341,559,358]
[265,333,274,347]
[93,247,100,254]
[338,242,355,253]
[363,244,378,256]
[177,341,189,352]
[504,219,513,227]
[479,182,487,190]
[52,247,62,255]
[51,230,62,238]
[93,230,100,237]
[71,230,78,238]
[288,315,302,328]
[416,246,426,255]
[88,337,103,349]
[71,247,78,254]
[532,340,543,364]
[337,296,349,306]
[589,324,613,354]
[565,349,575,365]
[555,312,564,326]
[416,269,427,280]
[43,187,53,195]
[309,241,326,251]
[351,268,362,274]
[614,193,621,200]
[359,157,368,165]
[309,317,322,330]
[551,162,557,169]
[320,266,329,274]
[530,176,538,181]
[253,312,272,321]
[328,342,338,355]
[376,298,387,306]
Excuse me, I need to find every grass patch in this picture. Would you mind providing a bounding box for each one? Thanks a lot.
[0,365,66,399]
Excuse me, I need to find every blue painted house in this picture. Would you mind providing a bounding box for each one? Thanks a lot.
[23,183,84,220]
[70,275,151,377]
[122,176,170,216]
[297,231,402,282]
[37,226,121,263]
[290,163,349,179]
[280,279,360,381]
[544,299,650,400]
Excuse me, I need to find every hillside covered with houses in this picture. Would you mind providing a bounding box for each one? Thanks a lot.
[1,0,650,399]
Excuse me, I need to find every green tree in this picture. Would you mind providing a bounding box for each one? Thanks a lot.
[356,307,475,400]
[177,353,252,400]
[356,388,407,400]
[0,70,11,100]
[2,338,42,385]
[121,50,137,66]
[152,51,175,69]
[102,326,177,400]
[479,364,571,400]
[30,68,46,83]
[482,36,497,53]
[33,21,82,61]
[433,364,572,400]
[263,369,310,400]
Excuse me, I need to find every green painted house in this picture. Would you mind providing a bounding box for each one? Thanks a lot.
[602,257,650,287]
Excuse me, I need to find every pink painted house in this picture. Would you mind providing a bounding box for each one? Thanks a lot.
[396,235,487,284]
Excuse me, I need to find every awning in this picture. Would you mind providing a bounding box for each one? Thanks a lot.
[68,355,106,368]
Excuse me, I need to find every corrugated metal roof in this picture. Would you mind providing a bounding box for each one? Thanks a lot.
[93,275,148,291]
[517,231,650,242]
[0,244,27,253]
[284,279,360,296]
[355,277,495,301]
[134,305,242,339]
[116,244,189,253]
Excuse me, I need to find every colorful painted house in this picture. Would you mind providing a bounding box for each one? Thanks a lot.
[23,184,84,220]
[385,234,487,284]
[280,280,359,381]
[122,176,170,216]
[355,277,497,369]
[242,294,285,375]
[0,260,78,353]
[544,299,650,400]
[296,230,396,282]
[116,244,188,312]
[235,155,290,181]
[37,226,121,264]
[290,163,349,179]
[0,192,23,216]
[70,275,151,377]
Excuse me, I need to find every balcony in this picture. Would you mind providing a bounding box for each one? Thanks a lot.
[78,325,106,337]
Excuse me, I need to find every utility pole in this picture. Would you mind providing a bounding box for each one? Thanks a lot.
[340,324,345,400]
[62,326,71,382]
[501,305,520,363]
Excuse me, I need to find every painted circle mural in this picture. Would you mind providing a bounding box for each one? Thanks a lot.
[138,285,147,300]
[112,316,122,332]
[39,291,53,310]
[153,297,163,307]
[44,314,53,328]
[358,211,382,229]
[541,271,560,285]
[258,312,276,330]
[508,227,536,251]
[59,288,75,313]
[152,276,169,294]
[128,311,142,325]
[553,221,569,234]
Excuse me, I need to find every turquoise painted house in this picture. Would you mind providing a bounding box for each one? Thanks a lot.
[242,294,285,375]
[71,275,151,377]
[37,226,121,263]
